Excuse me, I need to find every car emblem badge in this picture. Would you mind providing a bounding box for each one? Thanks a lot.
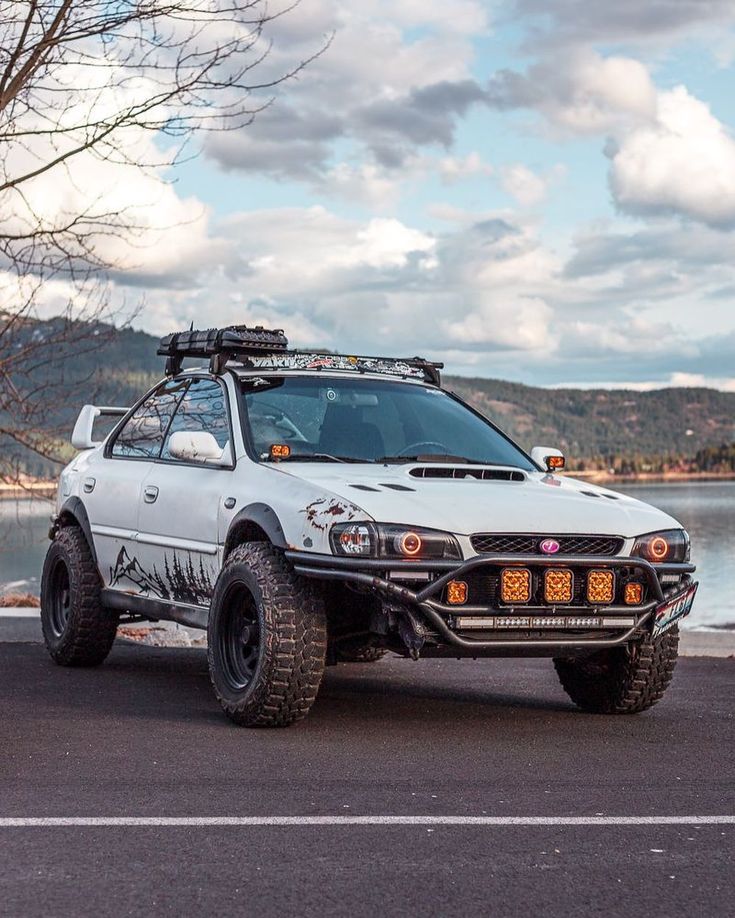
[540,538,560,554]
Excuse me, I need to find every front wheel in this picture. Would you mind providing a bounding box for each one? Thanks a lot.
[208,543,327,727]
[553,627,679,714]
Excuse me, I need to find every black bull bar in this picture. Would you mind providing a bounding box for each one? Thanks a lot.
[285,551,697,651]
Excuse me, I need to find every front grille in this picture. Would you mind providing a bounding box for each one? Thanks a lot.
[470,534,625,556]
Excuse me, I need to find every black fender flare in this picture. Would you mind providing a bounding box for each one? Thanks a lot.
[224,502,287,555]
[56,496,99,568]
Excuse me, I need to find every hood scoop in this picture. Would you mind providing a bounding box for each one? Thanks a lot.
[409,466,525,482]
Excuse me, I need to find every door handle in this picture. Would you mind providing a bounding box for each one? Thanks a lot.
[143,485,159,504]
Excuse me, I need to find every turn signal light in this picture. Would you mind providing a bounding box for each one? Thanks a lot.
[544,569,573,604]
[624,582,643,605]
[269,443,291,459]
[447,580,468,605]
[587,570,615,604]
[546,455,565,471]
[500,568,531,604]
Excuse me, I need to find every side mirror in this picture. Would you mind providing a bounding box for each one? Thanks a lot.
[168,430,226,463]
[71,405,128,450]
[531,446,566,472]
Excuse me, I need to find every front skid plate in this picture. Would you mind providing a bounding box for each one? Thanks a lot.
[653,581,698,637]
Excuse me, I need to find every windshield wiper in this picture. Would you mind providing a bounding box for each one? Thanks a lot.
[376,454,488,465]
[267,452,364,464]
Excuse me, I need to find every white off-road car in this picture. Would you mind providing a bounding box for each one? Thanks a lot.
[41,326,698,726]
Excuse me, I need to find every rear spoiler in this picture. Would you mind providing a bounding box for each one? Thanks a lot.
[71,405,128,450]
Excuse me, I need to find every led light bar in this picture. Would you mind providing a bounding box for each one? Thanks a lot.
[454,615,637,631]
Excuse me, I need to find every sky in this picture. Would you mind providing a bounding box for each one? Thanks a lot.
[22,1,735,389]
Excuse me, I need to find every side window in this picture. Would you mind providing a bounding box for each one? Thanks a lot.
[161,378,231,461]
[111,379,187,459]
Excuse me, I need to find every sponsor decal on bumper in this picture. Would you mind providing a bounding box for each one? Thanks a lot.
[653,582,698,637]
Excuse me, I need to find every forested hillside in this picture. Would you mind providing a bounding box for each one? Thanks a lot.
[3,320,734,476]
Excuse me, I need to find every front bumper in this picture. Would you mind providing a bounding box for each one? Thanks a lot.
[286,550,697,652]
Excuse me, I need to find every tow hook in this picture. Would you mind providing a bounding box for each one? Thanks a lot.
[399,608,427,661]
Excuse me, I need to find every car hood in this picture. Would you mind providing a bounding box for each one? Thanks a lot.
[277,464,681,540]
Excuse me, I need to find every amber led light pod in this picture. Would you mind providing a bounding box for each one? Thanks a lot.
[624,582,643,605]
[546,455,565,471]
[269,443,291,459]
[587,569,615,604]
[544,569,573,604]
[446,580,468,605]
[500,568,531,603]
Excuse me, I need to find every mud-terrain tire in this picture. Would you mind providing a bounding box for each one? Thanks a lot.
[208,542,327,727]
[337,640,387,663]
[40,526,119,666]
[553,626,679,714]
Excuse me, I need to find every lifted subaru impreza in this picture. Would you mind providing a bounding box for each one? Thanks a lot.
[42,326,698,726]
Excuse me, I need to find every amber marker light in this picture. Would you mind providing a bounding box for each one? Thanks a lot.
[624,582,643,605]
[500,568,531,603]
[447,580,468,605]
[544,569,573,604]
[587,570,615,604]
[269,443,291,459]
[546,455,565,471]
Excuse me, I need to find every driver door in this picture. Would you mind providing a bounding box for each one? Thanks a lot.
[136,376,234,608]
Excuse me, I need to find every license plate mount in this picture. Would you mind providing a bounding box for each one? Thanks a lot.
[653,581,698,637]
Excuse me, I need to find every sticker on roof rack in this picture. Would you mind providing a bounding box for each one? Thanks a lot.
[242,353,428,379]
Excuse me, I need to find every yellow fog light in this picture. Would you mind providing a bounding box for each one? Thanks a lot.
[544,569,573,604]
[500,568,531,604]
[587,570,615,604]
[447,580,468,605]
[624,582,643,605]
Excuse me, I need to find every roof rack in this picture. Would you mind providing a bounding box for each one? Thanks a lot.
[157,325,444,385]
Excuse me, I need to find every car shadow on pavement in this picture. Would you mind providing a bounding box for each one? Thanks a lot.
[2,641,588,734]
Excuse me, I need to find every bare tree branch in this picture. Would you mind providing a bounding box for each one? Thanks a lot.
[0,0,324,481]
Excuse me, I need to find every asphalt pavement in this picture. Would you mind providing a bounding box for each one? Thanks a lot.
[1,618,733,917]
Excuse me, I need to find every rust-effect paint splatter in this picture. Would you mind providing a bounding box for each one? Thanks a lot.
[301,498,360,532]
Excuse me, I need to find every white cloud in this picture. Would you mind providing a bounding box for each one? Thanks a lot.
[499,164,565,206]
[487,50,657,135]
[609,86,735,228]
[204,0,490,184]
[439,152,493,183]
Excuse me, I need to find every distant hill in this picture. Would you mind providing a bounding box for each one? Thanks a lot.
[2,319,734,474]
[444,376,735,465]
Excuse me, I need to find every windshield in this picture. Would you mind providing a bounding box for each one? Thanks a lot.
[241,376,535,469]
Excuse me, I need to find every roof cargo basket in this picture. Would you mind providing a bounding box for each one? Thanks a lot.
[158,325,288,375]
[157,324,443,384]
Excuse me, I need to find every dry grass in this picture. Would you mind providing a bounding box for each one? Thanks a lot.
[0,592,40,607]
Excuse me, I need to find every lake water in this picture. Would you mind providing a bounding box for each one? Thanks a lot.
[1,481,733,628]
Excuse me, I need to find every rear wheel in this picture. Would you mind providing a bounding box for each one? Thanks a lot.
[41,526,118,666]
[554,627,679,714]
[208,543,327,727]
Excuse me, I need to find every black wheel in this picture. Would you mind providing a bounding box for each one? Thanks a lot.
[337,638,387,663]
[553,627,680,714]
[208,542,327,727]
[41,526,119,667]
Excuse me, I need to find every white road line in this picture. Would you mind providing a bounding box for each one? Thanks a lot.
[0,816,733,828]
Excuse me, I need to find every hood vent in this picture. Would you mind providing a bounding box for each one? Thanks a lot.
[409,467,525,482]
